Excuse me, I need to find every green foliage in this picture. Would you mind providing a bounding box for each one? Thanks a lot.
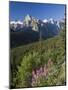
[10,26,66,88]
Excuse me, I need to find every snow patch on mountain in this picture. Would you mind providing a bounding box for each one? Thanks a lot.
[10,20,23,25]
[43,19,48,23]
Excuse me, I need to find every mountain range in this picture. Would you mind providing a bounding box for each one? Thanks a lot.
[10,14,65,48]
[10,14,65,33]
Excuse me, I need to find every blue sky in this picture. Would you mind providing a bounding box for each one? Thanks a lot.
[9,1,65,21]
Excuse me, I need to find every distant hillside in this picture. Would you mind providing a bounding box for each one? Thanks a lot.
[10,29,39,48]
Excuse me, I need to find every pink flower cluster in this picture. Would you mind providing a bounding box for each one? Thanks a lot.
[31,59,53,86]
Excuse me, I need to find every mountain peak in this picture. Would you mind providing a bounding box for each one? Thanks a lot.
[49,18,55,24]
[24,14,32,21]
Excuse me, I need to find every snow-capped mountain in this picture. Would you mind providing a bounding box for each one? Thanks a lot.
[10,15,61,31]
[48,18,55,24]
[23,14,39,31]
[43,18,56,24]
[10,14,65,38]
[10,20,23,31]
